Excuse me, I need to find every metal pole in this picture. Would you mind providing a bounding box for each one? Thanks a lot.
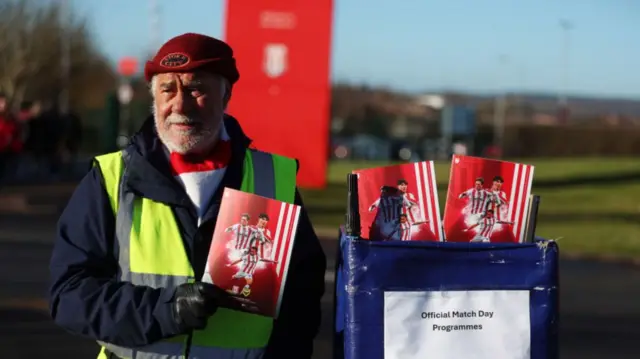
[443,113,453,160]
[59,0,71,114]
[149,0,161,56]
[518,65,527,122]
[559,19,572,106]
[493,54,508,157]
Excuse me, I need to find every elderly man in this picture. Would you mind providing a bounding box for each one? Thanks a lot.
[48,33,326,359]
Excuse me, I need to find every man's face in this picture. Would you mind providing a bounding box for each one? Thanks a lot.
[153,72,227,154]
[398,183,408,193]
[400,216,407,223]
[492,181,502,190]
[240,217,248,226]
[0,98,6,113]
[257,218,268,228]
[474,181,483,190]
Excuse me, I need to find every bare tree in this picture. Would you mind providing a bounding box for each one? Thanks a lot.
[0,0,115,111]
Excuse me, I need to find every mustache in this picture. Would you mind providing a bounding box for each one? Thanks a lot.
[165,114,201,125]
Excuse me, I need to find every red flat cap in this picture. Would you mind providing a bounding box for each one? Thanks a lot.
[144,33,240,85]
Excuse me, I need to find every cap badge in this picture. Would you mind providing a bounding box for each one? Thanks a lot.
[160,52,190,68]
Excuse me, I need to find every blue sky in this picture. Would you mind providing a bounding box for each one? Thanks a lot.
[71,0,640,98]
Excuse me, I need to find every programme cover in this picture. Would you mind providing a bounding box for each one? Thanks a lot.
[443,155,535,243]
[353,161,443,242]
[202,188,301,318]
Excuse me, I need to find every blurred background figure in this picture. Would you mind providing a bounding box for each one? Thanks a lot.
[15,100,42,179]
[0,93,23,182]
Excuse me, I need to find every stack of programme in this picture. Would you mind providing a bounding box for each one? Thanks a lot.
[353,155,538,243]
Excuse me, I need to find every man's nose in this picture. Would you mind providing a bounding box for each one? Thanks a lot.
[171,90,195,114]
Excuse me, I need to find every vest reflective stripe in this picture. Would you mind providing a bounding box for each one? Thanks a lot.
[240,149,296,202]
[245,150,275,197]
[94,148,297,359]
[97,341,184,359]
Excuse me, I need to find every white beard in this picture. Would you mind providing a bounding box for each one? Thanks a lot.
[154,111,220,154]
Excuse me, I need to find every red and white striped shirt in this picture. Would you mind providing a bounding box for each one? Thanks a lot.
[399,222,412,241]
[487,190,508,220]
[401,192,420,223]
[240,252,260,275]
[248,227,272,258]
[226,223,254,251]
[460,188,490,214]
[476,217,497,238]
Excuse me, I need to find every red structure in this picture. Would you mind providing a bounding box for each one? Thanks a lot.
[224,1,334,189]
[118,57,138,77]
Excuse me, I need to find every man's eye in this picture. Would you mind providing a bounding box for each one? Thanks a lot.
[189,88,204,96]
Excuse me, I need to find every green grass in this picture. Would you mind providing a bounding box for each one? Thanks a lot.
[302,158,640,259]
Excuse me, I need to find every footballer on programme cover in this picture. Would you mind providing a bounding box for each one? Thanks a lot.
[443,155,535,243]
[353,161,443,242]
[202,188,301,318]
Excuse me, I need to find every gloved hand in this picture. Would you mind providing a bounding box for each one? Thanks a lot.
[172,282,228,331]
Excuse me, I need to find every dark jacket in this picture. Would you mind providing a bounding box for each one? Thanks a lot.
[48,115,326,358]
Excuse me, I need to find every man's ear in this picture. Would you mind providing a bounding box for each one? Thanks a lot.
[223,94,231,110]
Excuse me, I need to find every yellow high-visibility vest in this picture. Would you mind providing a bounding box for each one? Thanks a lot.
[93,148,297,359]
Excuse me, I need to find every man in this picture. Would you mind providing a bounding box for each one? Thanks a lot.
[396,179,421,223]
[463,206,513,243]
[228,245,278,297]
[368,185,414,217]
[458,177,489,216]
[488,175,509,220]
[0,93,22,180]
[368,186,406,240]
[249,213,272,258]
[389,213,428,241]
[48,33,326,359]
[225,213,254,252]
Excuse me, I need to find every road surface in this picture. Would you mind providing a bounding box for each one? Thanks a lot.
[1,185,639,358]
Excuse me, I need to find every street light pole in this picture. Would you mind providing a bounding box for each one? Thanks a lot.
[559,19,572,107]
[149,0,161,57]
[493,54,508,157]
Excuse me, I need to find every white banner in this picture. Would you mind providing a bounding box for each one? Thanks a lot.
[384,290,531,359]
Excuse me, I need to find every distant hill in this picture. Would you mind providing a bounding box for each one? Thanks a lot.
[331,84,640,120]
[421,90,640,118]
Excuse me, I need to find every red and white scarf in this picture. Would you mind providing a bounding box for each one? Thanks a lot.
[168,125,231,223]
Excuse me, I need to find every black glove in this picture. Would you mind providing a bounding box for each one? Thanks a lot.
[172,282,228,331]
